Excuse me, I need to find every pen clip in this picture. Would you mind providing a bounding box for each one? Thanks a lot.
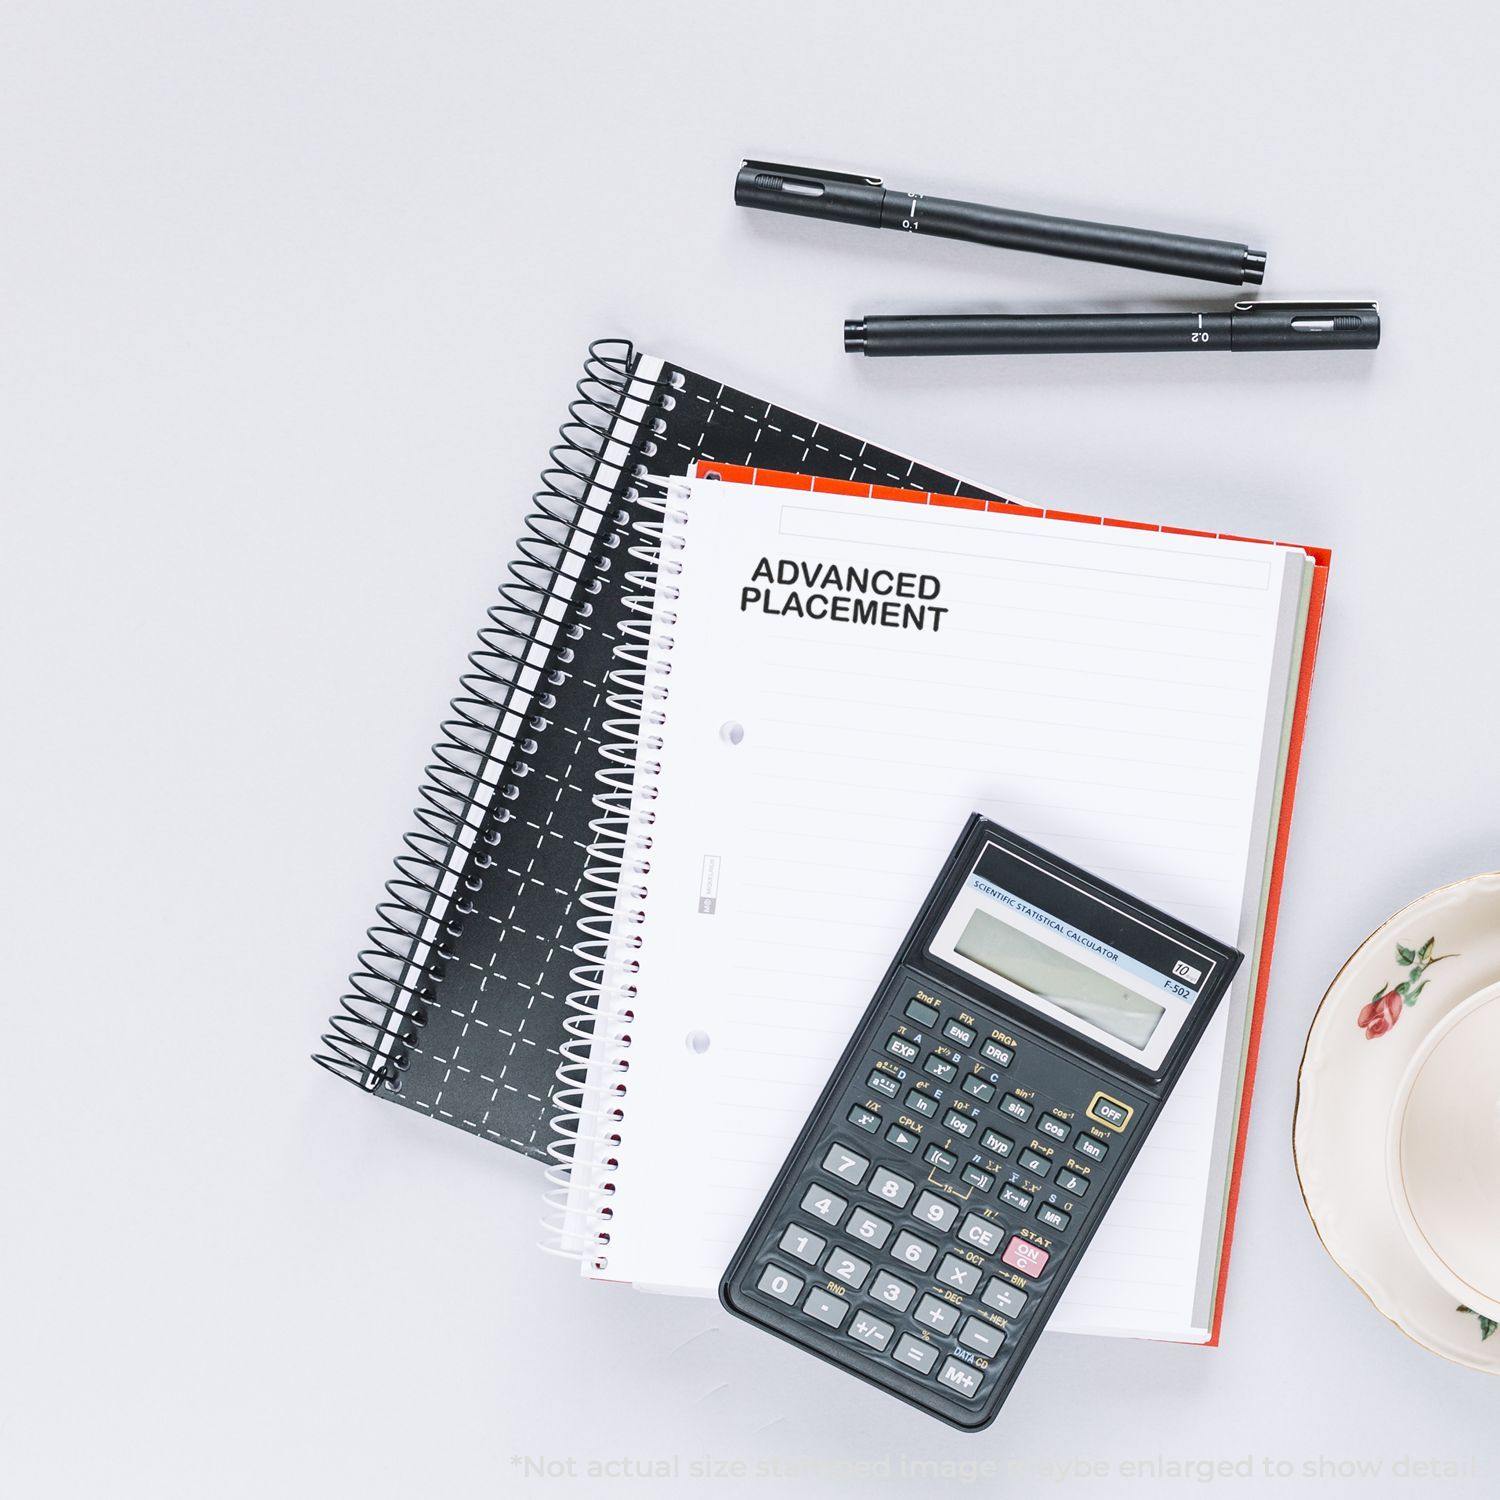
[1232,300,1378,312]
[740,159,884,189]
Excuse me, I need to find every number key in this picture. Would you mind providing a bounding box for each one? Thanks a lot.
[822,1144,870,1184]
[778,1223,826,1265]
[891,1230,938,1273]
[825,1247,872,1287]
[869,1167,915,1207]
[910,1190,959,1232]
[846,1208,893,1248]
[800,1184,847,1226]
[756,1264,803,1305]
[870,1270,916,1311]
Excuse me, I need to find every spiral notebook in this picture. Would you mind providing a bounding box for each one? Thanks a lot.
[550,466,1327,1343]
[315,341,996,1154]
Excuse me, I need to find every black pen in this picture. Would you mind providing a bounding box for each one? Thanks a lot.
[736,159,1267,286]
[844,302,1381,356]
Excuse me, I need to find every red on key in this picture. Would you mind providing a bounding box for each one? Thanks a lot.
[1001,1236,1049,1277]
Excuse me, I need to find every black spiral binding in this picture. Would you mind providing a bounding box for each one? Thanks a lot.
[314,339,669,1093]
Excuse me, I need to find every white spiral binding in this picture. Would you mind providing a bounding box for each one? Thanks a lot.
[542,459,689,1267]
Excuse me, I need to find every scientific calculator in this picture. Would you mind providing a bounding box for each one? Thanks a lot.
[720,814,1242,1429]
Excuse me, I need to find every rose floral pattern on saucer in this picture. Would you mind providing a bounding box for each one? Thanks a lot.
[1295,874,1500,1373]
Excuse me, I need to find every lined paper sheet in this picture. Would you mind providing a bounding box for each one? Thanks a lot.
[590,477,1302,1339]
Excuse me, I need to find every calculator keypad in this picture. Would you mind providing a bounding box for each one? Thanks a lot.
[729,981,1146,1427]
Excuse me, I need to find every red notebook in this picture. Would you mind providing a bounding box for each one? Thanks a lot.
[702,462,1328,1345]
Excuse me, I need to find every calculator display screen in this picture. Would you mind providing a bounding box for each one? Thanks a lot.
[952,908,1164,1049]
[927,839,1215,1073]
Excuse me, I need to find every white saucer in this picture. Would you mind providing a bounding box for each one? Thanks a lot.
[1294,873,1500,1372]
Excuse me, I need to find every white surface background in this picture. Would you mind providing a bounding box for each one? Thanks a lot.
[4,4,1497,1496]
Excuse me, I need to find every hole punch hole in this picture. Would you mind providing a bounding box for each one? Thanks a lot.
[719,720,745,746]
[686,1029,711,1055]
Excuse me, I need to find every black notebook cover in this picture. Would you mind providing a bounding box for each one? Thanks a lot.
[316,340,997,1159]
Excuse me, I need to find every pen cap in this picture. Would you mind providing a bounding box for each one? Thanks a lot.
[734,160,885,227]
[1230,301,1380,350]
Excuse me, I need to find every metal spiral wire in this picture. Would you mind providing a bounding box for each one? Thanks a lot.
[541,461,686,1266]
[314,340,668,1093]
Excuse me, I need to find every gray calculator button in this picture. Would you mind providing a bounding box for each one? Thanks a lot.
[980,1129,1014,1158]
[1074,1132,1108,1162]
[825,1247,872,1288]
[822,1143,871,1184]
[891,1230,938,1272]
[869,1167,915,1208]
[958,1316,1005,1357]
[801,1184,848,1225]
[961,1164,994,1191]
[867,1069,900,1099]
[911,1190,959,1232]
[846,1208,893,1249]
[1038,1114,1070,1141]
[779,1223,827,1265]
[886,1034,919,1063]
[847,1105,881,1133]
[961,1074,996,1103]
[885,1123,919,1153]
[1000,1093,1033,1123]
[943,1109,976,1138]
[923,1054,957,1083]
[942,1019,976,1047]
[937,1357,983,1399]
[1000,1184,1033,1213]
[981,1278,1028,1317]
[849,1310,895,1350]
[870,1270,916,1311]
[924,1144,957,1172]
[1019,1150,1051,1179]
[914,1293,960,1334]
[958,1213,1003,1254]
[1036,1204,1070,1232]
[757,1264,804,1305]
[893,1333,939,1375]
[981,1039,1014,1068]
[904,1089,938,1119]
[1056,1167,1089,1196]
[904,997,940,1027]
[802,1287,850,1328]
[936,1253,982,1294]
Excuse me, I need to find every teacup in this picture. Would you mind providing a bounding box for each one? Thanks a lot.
[1386,980,1500,1321]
